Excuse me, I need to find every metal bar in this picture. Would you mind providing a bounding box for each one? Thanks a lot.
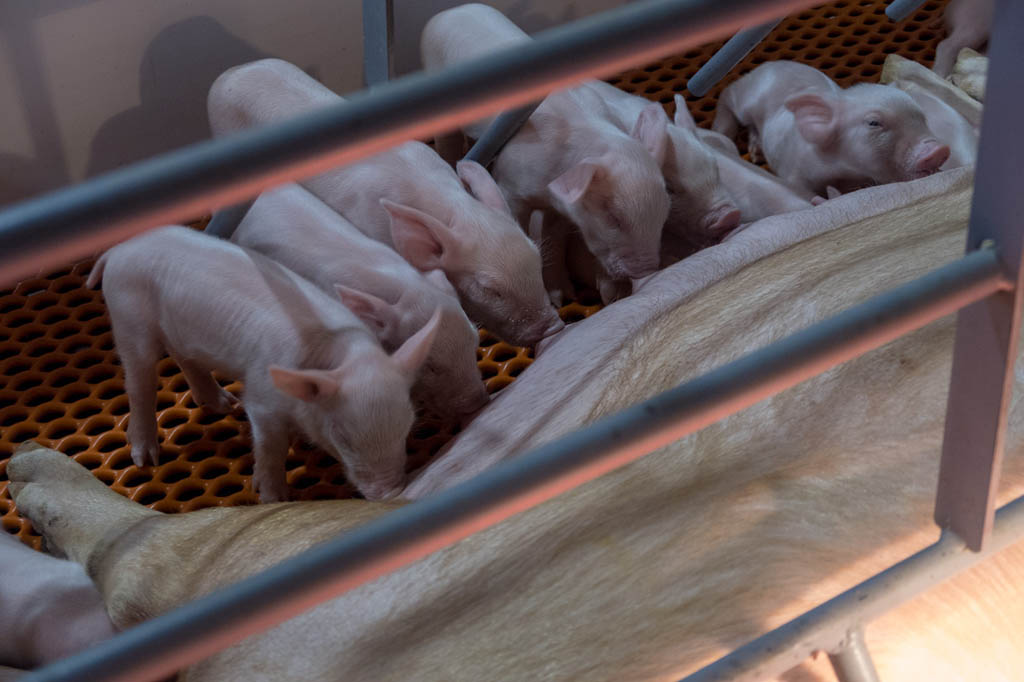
[0,0,825,289]
[464,101,542,167]
[828,628,881,682]
[934,0,1024,552]
[686,19,781,96]
[202,200,253,240]
[22,250,1008,682]
[362,0,394,86]
[678,494,1024,682]
[885,0,929,22]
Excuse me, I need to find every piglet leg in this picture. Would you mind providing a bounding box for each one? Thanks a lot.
[529,211,575,307]
[179,359,240,415]
[115,329,162,467]
[248,408,291,503]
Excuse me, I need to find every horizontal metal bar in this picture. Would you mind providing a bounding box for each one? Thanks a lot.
[686,19,782,96]
[678,492,1024,682]
[0,0,824,289]
[885,0,929,22]
[22,248,1009,682]
[934,0,1024,552]
[464,101,542,167]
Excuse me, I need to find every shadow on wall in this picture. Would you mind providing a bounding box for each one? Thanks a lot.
[0,1,83,206]
[84,16,270,177]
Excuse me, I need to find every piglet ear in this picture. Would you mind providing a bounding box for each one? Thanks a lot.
[390,308,442,382]
[268,366,339,403]
[631,102,670,166]
[548,160,603,206]
[785,93,837,147]
[381,199,452,272]
[334,285,397,337]
[673,95,697,130]
[457,160,513,217]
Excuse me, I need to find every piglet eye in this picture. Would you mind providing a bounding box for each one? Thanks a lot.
[867,119,882,128]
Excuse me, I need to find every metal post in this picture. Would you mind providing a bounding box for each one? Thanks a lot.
[885,0,929,23]
[686,19,781,96]
[464,101,542,167]
[362,0,394,86]
[828,628,881,682]
[934,0,1024,552]
[0,0,825,289]
[19,250,1009,682]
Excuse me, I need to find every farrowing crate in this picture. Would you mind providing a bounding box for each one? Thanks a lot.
[0,0,949,547]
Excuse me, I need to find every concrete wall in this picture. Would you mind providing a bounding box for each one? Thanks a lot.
[0,0,628,207]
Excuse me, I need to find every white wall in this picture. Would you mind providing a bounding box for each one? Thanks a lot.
[0,0,629,206]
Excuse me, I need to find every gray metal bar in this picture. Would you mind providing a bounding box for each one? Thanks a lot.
[0,0,823,289]
[934,0,1024,552]
[362,0,395,86]
[21,250,1008,682]
[203,200,253,240]
[679,494,1024,682]
[828,628,881,682]
[687,19,781,96]
[885,0,929,22]
[464,101,542,167]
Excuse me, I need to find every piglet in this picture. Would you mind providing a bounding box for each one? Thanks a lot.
[232,184,488,421]
[672,95,813,224]
[933,0,994,77]
[88,226,439,502]
[880,55,980,170]
[714,61,950,198]
[581,81,742,245]
[422,4,670,291]
[0,529,115,670]
[208,59,560,347]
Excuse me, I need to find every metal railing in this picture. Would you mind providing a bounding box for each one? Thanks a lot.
[5,0,1021,680]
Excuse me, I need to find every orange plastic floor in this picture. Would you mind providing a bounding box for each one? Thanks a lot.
[0,0,949,548]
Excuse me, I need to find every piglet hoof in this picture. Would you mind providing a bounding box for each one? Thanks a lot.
[129,441,161,468]
[811,196,827,206]
[206,390,242,416]
[253,475,290,504]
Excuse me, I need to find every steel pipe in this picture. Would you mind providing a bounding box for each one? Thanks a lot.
[21,248,1009,682]
[0,0,827,289]
[933,0,1024,552]
[464,101,542,167]
[362,0,395,87]
[885,0,930,22]
[678,493,1024,682]
[686,19,782,96]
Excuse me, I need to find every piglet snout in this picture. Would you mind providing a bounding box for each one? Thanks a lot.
[610,255,660,280]
[703,206,742,236]
[542,317,566,338]
[912,142,951,175]
[359,475,407,501]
